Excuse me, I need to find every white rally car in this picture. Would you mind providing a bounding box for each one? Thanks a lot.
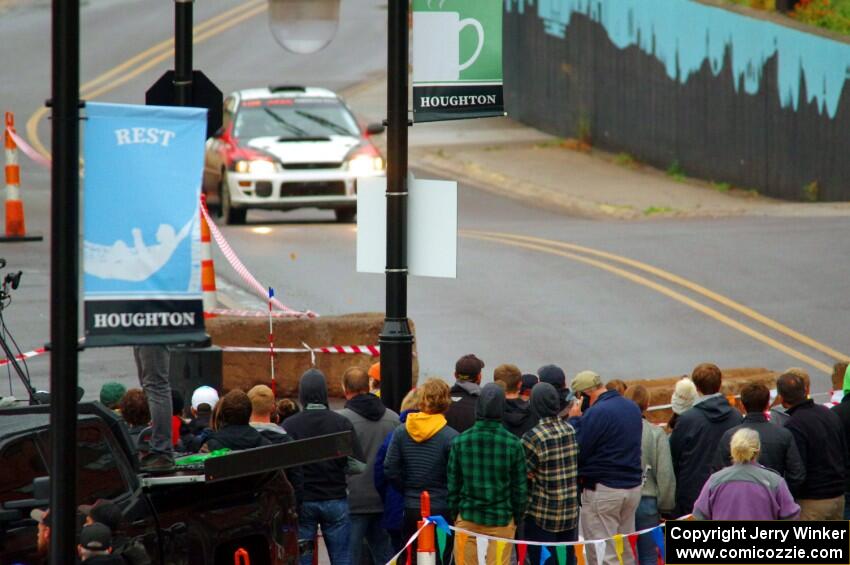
[202,85,385,224]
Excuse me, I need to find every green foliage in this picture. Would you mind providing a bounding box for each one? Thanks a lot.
[725,0,850,34]
[711,181,732,192]
[615,152,637,167]
[643,205,675,216]
[577,115,592,146]
[666,160,686,181]
[802,180,820,202]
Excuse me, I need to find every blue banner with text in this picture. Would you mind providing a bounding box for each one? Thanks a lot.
[83,102,207,346]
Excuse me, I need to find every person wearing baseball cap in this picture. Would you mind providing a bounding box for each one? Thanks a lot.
[77,522,123,564]
[538,364,572,414]
[567,370,642,565]
[444,354,485,434]
[79,501,151,565]
[30,508,51,557]
[185,385,220,452]
[519,374,539,401]
[368,362,382,397]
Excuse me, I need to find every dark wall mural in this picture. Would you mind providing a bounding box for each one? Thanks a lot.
[503,0,850,201]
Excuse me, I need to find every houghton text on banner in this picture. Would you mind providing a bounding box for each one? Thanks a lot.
[83,102,208,346]
[412,0,503,122]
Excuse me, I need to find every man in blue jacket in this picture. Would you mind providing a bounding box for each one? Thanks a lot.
[568,371,642,565]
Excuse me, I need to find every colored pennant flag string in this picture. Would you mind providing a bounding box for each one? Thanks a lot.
[627,533,638,560]
[456,532,468,565]
[574,543,586,565]
[495,540,507,565]
[555,544,567,565]
[651,527,666,562]
[437,527,448,559]
[613,535,624,565]
[540,545,552,565]
[517,543,528,565]
[476,536,489,565]
[594,540,606,565]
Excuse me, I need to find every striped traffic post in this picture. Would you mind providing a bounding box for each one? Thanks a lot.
[2,112,41,242]
[417,491,436,565]
[200,194,218,315]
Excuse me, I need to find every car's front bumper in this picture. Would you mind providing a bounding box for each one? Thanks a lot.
[225,169,383,210]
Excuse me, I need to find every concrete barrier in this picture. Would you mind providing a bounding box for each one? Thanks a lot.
[206,312,418,398]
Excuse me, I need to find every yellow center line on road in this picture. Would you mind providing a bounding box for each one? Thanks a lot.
[464,229,850,364]
[25,0,267,158]
[464,231,835,375]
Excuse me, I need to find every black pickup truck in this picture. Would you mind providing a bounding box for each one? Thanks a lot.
[0,402,350,565]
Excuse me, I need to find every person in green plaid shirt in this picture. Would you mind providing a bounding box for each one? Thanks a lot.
[448,383,527,565]
[522,382,579,565]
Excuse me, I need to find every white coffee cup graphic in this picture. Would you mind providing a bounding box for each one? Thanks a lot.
[413,11,484,82]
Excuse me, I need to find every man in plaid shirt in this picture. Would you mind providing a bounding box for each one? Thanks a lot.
[448,383,527,565]
[522,382,579,565]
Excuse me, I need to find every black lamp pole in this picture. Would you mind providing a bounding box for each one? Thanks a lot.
[49,0,80,561]
[174,0,194,106]
[379,0,414,413]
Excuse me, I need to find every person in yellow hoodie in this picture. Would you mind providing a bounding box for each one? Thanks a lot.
[384,378,459,565]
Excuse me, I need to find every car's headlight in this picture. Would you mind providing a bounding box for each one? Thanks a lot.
[347,155,384,175]
[234,159,276,174]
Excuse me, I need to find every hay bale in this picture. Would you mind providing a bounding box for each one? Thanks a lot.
[207,312,418,397]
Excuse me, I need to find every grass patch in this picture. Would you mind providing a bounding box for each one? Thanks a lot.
[577,115,592,146]
[643,205,675,216]
[710,181,732,192]
[666,160,686,182]
[534,138,566,149]
[614,152,637,167]
[802,180,820,202]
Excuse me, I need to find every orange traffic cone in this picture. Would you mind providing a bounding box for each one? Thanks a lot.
[2,112,42,242]
[200,194,218,316]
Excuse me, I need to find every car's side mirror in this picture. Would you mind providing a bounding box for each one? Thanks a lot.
[365,122,385,136]
[33,476,50,501]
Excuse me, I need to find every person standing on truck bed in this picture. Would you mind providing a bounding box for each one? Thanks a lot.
[133,345,175,472]
[283,368,367,565]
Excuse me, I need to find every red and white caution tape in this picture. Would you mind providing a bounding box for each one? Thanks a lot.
[0,347,48,367]
[207,308,314,319]
[6,128,51,170]
[222,345,380,356]
[199,201,317,318]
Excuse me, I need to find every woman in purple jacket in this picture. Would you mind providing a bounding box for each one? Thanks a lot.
[693,428,800,520]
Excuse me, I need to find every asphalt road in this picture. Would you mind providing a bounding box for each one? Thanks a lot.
[1,0,849,401]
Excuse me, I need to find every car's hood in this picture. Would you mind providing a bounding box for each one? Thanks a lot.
[245,135,361,165]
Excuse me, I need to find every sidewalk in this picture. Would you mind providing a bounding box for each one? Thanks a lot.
[343,75,850,220]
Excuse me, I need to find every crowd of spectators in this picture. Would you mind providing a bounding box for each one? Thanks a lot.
[76,357,850,565]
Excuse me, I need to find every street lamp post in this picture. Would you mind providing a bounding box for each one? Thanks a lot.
[174,0,194,105]
[49,0,80,561]
[379,0,414,413]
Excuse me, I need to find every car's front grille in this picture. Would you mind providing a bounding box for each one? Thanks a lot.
[282,162,343,170]
[255,181,273,197]
[280,181,346,197]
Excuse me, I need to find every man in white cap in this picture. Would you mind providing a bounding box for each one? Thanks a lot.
[185,385,220,452]
[568,370,642,565]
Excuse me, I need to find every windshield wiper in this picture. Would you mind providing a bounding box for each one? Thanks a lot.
[295,110,356,137]
[277,136,332,142]
[263,107,309,138]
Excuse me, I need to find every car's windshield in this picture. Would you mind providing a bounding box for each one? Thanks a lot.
[234,98,360,139]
